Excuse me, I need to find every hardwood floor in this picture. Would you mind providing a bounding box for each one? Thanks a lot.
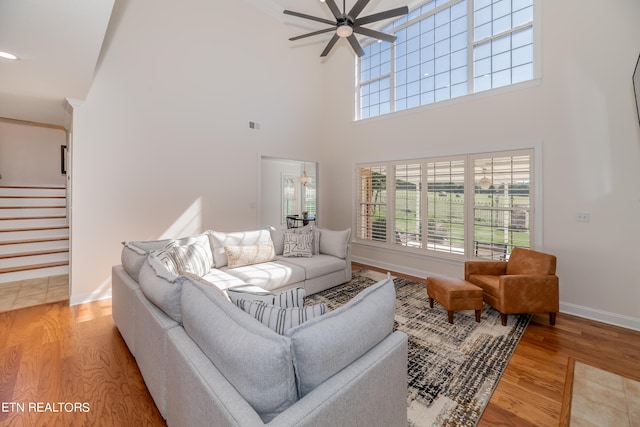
[1,267,639,426]
[0,298,164,426]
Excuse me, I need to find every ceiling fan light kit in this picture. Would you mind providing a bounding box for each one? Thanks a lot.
[284,0,409,57]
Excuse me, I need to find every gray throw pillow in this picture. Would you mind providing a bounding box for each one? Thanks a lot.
[237,300,327,334]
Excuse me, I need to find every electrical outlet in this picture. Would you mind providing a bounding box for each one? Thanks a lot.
[576,212,590,222]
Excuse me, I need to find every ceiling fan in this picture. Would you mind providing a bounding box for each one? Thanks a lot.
[283,0,409,57]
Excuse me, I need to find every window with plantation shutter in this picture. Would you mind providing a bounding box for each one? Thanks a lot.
[394,163,423,248]
[426,158,465,255]
[356,165,388,242]
[354,149,534,260]
[472,151,532,260]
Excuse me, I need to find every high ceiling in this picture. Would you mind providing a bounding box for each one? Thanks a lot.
[0,0,414,129]
[0,0,115,128]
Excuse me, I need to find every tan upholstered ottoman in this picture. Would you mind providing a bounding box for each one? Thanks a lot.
[426,276,483,324]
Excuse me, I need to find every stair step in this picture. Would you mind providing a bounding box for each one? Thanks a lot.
[0,237,69,246]
[0,215,67,221]
[0,196,66,202]
[0,261,69,275]
[0,248,69,260]
[0,205,67,209]
[0,218,68,230]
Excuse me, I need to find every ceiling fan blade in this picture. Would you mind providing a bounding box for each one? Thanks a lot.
[321,34,340,57]
[290,27,337,41]
[355,6,409,26]
[347,34,365,57]
[348,0,371,19]
[324,0,343,19]
[353,26,396,43]
[284,10,336,26]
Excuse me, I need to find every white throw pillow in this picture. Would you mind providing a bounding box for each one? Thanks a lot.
[237,299,327,334]
[208,229,273,267]
[283,232,313,257]
[224,242,276,268]
[152,236,212,277]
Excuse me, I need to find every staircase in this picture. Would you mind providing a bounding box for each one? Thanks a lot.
[0,186,69,284]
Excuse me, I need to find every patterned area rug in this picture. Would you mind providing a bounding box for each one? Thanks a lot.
[306,269,530,427]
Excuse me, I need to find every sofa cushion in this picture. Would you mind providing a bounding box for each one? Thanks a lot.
[317,228,351,259]
[153,235,213,277]
[276,255,347,280]
[283,232,313,258]
[285,275,396,397]
[227,286,305,308]
[224,242,276,268]
[180,275,298,423]
[200,269,247,292]
[221,261,306,292]
[138,254,183,323]
[237,299,327,334]
[121,238,174,281]
[122,234,213,280]
[208,230,273,268]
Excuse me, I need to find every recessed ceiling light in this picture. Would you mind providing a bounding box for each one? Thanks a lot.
[0,51,18,60]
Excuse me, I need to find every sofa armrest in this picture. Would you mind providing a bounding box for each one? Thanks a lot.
[464,260,507,280]
[498,275,560,313]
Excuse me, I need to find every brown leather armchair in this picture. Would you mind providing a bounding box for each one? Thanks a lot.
[465,247,559,326]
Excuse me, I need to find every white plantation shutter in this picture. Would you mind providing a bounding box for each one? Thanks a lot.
[356,165,388,242]
[394,163,423,248]
[354,149,534,259]
[425,158,465,255]
[472,151,533,260]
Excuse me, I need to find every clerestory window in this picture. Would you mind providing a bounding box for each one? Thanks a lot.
[358,0,535,120]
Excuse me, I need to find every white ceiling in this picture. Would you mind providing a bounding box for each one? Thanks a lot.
[0,0,415,128]
[0,0,115,127]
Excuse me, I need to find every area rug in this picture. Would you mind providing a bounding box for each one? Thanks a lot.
[561,358,640,426]
[305,269,530,427]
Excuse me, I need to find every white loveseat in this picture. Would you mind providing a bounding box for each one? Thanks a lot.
[112,227,409,426]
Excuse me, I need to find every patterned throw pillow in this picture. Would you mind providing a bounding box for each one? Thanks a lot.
[227,287,305,308]
[237,299,327,334]
[153,240,211,277]
[283,232,313,257]
[224,242,276,268]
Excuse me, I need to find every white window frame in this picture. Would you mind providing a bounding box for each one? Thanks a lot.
[356,0,537,120]
[354,147,540,260]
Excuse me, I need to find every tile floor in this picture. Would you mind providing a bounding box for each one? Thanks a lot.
[571,361,640,426]
[0,274,69,313]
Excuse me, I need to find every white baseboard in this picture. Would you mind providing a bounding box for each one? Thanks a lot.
[353,255,640,333]
[70,289,112,306]
[560,302,640,332]
[351,255,433,281]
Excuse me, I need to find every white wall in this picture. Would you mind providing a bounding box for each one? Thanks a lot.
[69,0,325,304]
[318,0,640,330]
[0,120,67,186]
[70,0,640,331]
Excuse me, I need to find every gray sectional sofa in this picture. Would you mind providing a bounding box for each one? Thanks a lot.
[112,227,409,426]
